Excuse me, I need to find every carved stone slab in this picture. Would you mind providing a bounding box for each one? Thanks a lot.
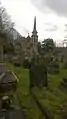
[0,107,25,119]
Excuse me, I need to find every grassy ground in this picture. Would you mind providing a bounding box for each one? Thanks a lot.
[32,63,67,119]
[6,63,43,119]
[6,62,67,119]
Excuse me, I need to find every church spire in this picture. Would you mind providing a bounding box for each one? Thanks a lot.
[32,16,37,35]
[34,16,36,32]
[31,16,38,55]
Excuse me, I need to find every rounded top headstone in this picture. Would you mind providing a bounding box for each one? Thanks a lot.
[0,70,19,96]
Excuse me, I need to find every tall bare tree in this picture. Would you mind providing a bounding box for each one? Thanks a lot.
[0,2,14,37]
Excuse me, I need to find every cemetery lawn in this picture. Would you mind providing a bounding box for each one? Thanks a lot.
[32,63,67,119]
[6,63,43,119]
[6,63,67,119]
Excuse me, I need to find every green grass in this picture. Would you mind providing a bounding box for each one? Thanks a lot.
[32,63,67,119]
[6,62,67,119]
[6,62,43,119]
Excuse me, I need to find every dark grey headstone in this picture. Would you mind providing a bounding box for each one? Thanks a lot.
[0,63,7,75]
[0,71,18,93]
[0,108,25,119]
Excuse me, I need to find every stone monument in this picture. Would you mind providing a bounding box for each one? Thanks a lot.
[0,32,7,61]
[0,63,25,119]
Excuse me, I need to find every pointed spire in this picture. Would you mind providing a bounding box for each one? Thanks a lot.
[34,16,36,31]
[32,16,37,35]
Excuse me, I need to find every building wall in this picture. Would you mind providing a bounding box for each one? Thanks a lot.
[55,47,67,61]
[14,34,38,63]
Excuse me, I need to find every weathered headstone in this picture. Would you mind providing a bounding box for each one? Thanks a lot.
[0,63,7,74]
[48,61,59,74]
[0,70,18,109]
[0,71,18,97]
[0,45,3,61]
[0,63,25,119]
[61,77,67,90]
[0,33,7,61]
[0,107,25,119]
[63,60,67,69]
[29,61,48,88]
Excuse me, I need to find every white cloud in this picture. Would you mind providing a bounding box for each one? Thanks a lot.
[1,0,67,43]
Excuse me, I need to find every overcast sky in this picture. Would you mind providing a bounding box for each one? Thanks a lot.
[1,0,67,44]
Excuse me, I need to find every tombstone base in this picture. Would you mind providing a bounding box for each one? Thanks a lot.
[0,106,25,119]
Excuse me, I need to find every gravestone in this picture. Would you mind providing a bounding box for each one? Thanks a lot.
[29,60,48,88]
[0,107,25,119]
[0,45,3,61]
[0,33,7,61]
[0,63,7,74]
[0,63,18,105]
[48,61,59,74]
[0,63,25,119]
[0,70,18,97]
[61,77,67,90]
[63,60,67,69]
